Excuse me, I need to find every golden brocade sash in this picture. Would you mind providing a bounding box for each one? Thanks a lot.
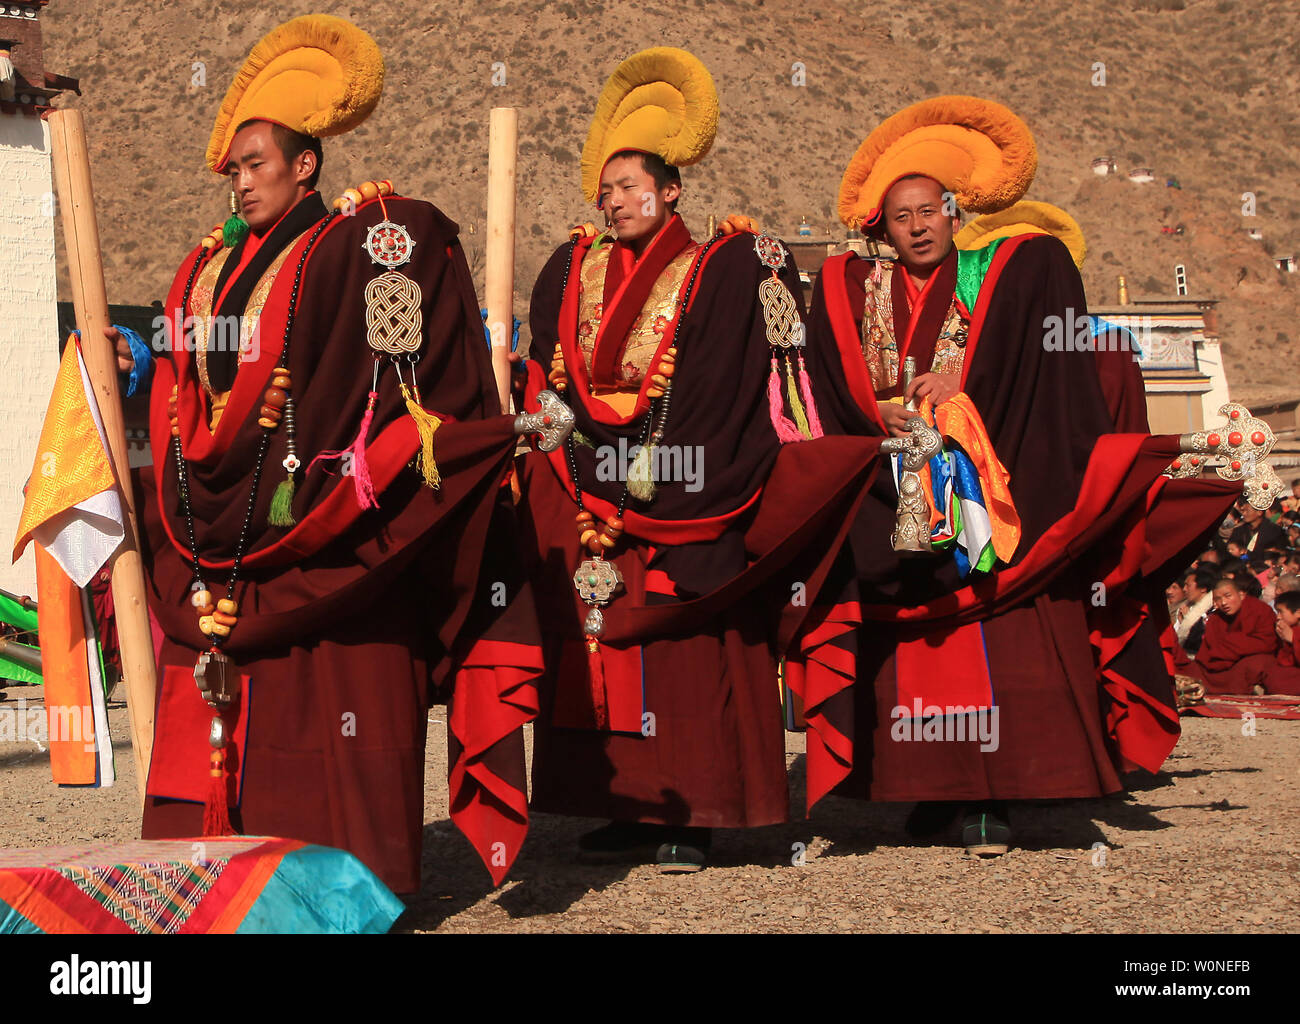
[188,230,310,431]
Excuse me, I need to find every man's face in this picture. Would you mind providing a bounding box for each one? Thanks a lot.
[1241,505,1262,526]
[1213,582,1244,617]
[1184,575,1204,601]
[1166,581,1185,604]
[225,121,314,234]
[599,153,679,248]
[1279,605,1300,629]
[881,176,959,275]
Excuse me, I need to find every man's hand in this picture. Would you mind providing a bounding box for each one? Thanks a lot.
[1276,618,1294,644]
[106,325,134,374]
[905,371,960,408]
[879,401,914,438]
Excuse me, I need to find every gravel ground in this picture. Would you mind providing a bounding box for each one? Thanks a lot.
[2,682,1297,933]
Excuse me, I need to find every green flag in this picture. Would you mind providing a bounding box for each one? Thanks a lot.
[0,591,38,634]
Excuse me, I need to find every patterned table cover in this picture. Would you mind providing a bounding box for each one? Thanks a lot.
[0,837,403,934]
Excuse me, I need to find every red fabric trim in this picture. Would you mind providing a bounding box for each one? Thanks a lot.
[591,216,693,387]
[644,568,677,596]
[895,621,993,714]
[448,639,541,886]
[785,601,861,812]
[523,361,766,545]
[146,663,252,805]
[958,233,1036,388]
[180,837,305,933]
[555,228,742,427]
[820,253,887,433]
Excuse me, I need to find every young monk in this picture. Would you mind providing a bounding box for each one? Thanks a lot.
[1175,576,1278,695]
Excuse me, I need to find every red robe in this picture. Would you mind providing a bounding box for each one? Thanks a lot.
[137,192,541,893]
[1177,596,1280,695]
[1260,627,1300,694]
[802,235,1240,808]
[520,217,878,828]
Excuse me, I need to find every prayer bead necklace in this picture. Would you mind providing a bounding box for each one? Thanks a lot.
[171,212,336,647]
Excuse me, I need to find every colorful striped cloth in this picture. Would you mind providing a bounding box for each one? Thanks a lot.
[0,837,403,934]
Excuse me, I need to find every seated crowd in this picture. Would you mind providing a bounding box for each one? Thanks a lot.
[1165,479,1300,699]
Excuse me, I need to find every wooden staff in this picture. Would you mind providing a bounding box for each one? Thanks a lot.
[48,108,156,802]
[485,107,518,413]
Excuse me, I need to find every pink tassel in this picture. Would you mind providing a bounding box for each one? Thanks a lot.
[798,356,825,438]
[309,390,380,511]
[768,357,804,443]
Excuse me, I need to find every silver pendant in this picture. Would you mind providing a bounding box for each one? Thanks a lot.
[363,220,416,269]
[574,557,623,606]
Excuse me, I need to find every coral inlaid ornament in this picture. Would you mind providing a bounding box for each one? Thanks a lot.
[363,220,416,268]
[1164,402,1280,509]
[574,557,623,605]
[753,231,786,271]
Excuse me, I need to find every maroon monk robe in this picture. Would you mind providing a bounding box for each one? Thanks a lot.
[1175,596,1279,695]
[519,218,879,829]
[1258,626,1300,694]
[136,193,541,893]
[803,234,1239,808]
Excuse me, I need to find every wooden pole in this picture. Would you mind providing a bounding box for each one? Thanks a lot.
[485,107,518,414]
[48,108,156,802]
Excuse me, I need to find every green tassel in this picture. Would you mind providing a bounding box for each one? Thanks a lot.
[784,356,813,439]
[268,475,296,527]
[223,214,249,248]
[627,442,656,503]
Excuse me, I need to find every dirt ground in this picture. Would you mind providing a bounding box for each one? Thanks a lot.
[2,682,1296,933]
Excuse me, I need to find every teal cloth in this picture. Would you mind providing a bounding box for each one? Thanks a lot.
[235,844,405,934]
[954,237,1009,314]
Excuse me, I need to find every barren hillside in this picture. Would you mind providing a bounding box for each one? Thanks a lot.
[42,0,1300,402]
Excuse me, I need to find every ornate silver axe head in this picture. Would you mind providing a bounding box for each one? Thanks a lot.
[514,389,575,452]
[880,416,945,553]
[1164,402,1282,510]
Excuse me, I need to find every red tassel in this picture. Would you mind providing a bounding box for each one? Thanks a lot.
[202,744,236,837]
[309,391,380,511]
[798,355,825,438]
[587,639,610,731]
[768,357,804,443]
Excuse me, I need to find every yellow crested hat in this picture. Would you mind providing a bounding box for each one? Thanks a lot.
[580,47,719,205]
[205,14,384,173]
[838,95,1037,231]
[956,200,1087,268]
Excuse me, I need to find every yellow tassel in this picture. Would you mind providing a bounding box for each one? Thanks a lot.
[784,355,812,439]
[398,382,442,489]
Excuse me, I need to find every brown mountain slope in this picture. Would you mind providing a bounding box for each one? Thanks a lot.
[43,0,1299,402]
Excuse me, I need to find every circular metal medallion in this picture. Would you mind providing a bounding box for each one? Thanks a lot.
[363,220,417,268]
[753,232,787,271]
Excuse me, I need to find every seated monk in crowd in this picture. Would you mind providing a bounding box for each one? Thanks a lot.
[1257,592,1300,695]
[1174,576,1278,695]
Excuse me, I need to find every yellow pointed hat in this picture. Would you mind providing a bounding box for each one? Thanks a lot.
[205,14,384,173]
[580,47,719,205]
[956,200,1087,268]
[838,95,1037,231]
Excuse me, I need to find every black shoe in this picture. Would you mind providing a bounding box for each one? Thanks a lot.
[656,826,712,873]
[656,841,708,873]
[904,801,962,839]
[961,801,1012,857]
